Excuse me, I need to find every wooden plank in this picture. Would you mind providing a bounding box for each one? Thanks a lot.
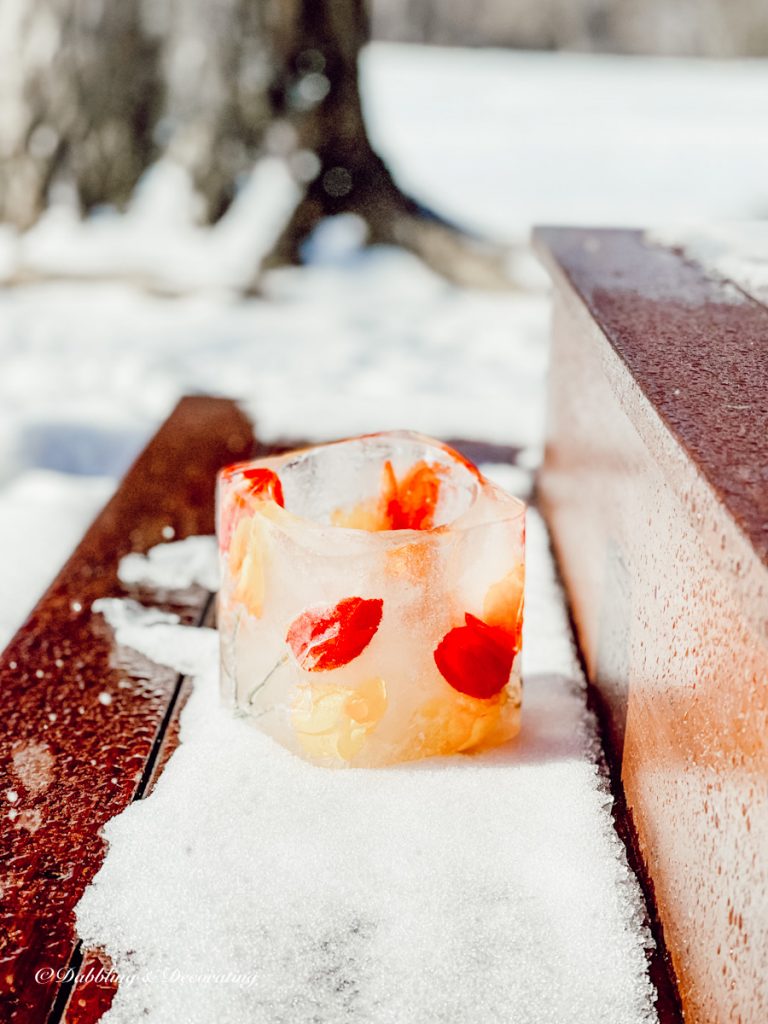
[534,227,768,1024]
[0,397,256,1024]
[535,227,768,569]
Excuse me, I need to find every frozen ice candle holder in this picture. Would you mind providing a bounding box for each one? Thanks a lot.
[217,432,525,768]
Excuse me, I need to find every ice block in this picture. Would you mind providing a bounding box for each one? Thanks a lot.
[216,432,525,767]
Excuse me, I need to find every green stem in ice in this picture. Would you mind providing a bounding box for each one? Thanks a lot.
[247,651,289,706]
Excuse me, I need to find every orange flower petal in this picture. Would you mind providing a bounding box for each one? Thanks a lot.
[232,517,266,617]
[483,564,525,638]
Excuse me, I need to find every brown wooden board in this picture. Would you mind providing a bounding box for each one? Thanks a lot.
[534,227,768,1024]
[0,397,257,1024]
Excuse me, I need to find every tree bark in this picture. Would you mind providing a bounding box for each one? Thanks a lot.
[260,0,510,287]
[160,0,275,222]
[0,0,161,229]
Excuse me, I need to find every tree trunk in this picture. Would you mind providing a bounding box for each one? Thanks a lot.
[0,0,161,229]
[0,0,510,289]
[160,0,275,222]
[261,0,510,287]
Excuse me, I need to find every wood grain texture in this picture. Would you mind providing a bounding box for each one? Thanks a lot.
[0,396,256,1024]
[536,227,768,568]
[535,227,768,1024]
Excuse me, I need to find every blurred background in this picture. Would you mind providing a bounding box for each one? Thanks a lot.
[373,0,768,54]
[1,0,767,647]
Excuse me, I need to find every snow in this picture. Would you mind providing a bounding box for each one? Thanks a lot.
[92,599,213,678]
[0,470,113,649]
[647,222,768,305]
[361,45,768,240]
[118,535,219,592]
[81,513,656,1024]
[0,158,300,293]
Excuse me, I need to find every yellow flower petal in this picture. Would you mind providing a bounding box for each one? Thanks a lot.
[344,677,387,723]
[233,516,266,617]
[405,688,517,760]
[292,678,388,762]
[228,515,251,576]
[292,689,349,735]
[331,497,387,531]
[483,563,525,633]
[335,724,369,761]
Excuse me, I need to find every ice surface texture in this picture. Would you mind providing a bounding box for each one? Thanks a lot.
[82,512,657,1024]
[217,432,526,767]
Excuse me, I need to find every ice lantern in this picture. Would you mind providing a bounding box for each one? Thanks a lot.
[216,431,525,767]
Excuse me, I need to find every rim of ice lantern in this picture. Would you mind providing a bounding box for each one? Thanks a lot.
[217,430,525,554]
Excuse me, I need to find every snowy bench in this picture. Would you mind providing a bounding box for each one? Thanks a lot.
[535,227,768,1024]
[2,397,585,1024]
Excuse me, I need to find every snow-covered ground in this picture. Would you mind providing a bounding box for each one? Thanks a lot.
[2,45,768,1020]
[362,45,768,236]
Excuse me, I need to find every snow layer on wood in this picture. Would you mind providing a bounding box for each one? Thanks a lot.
[79,513,657,1024]
[647,223,768,305]
[118,535,219,592]
[92,599,214,679]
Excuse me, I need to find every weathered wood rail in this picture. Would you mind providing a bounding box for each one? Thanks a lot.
[535,227,768,1024]
[0,397,257,1024]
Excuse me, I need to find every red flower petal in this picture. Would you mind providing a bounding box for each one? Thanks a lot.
[433,613,519,699]
[241,468,285,507]
[219,467,284,549]
[286,597,384,672]
[383,459,447,531]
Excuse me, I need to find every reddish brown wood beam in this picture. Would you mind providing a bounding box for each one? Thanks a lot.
[0,397,256,1024]
[534,227,768,1024]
